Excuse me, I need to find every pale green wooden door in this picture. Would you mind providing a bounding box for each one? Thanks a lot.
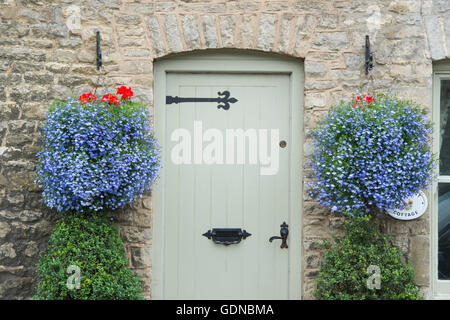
[153,53,303,300]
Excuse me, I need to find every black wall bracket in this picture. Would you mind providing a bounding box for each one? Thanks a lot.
[365,35,373,75]
[96,31,102,70]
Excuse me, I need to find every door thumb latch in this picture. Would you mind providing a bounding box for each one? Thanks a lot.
[269,222,288,249]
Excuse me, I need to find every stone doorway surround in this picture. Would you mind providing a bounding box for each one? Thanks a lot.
[1,0,450,299]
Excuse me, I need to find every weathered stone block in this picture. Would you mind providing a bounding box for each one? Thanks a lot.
[70,64,98,75]
[293,15,315,56]
[119,37,145,47]
[303,202,331,216]
[48,85,72,100]
[220,15,236,47]
[130,246,152,269]
[0,60,11,72]
[303,237,327,251]
[31,23,67,38]
[119,226,152,244]
[125,3,154,15]
[305,61,327,77]
[0,243,16,260]
[227,1,260,12]
[11,61,43,73]
[116,14,142,25]
[118,25,146,37]
[58,37,82,48]
[24,72,54,85]
[391,235,410,255]
[58,75,89,87]
[305,92,326,108]
[257,14,276,51]
[0,88,7,102]
[156,2,177,12]
[305,80,337,90]
[45,62,70,74]
[24,242,38,257]
[132,88,153,105]
[424,15,446,60]
[330,69,361,81]
[0,74,22,86]
[303,225,332,238]
[202,15,218,48]
[410,235,429,286]
[277,13,295,53]
[10,220,53,240]
[0,276,33,299]
[317,14,338,29]
[313,32,348,50]
[182,15,201,50]
[165,15,183,52]
[131,267,152,297]
[302,278,317,300]
[147,16,166,57]
[388,0,420,14]
[0,221,11,238]
[329,217,346,229]
[432,0,450,14]
[113,211,133,226]
[123,48,150,58]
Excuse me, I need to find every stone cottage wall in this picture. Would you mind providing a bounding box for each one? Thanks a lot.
[1,0,450,299]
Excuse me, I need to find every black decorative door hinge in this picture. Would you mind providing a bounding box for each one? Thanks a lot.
[166,90,238,110]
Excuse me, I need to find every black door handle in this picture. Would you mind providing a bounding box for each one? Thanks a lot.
[269,222,288,249]
[203,228,251,245]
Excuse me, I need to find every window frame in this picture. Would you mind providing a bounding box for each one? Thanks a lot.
[432,63,450,298]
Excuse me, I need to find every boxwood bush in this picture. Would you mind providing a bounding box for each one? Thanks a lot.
[314,215,422,300]
[34,212,143,300]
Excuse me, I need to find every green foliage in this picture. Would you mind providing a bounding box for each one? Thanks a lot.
[34,212,143,300]
[314,215,422,300]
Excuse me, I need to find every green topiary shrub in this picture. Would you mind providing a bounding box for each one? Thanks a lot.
[34,212,143,300]
[315,215,422,300]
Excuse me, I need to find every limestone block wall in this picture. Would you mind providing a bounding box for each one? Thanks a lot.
[0,0,449,299]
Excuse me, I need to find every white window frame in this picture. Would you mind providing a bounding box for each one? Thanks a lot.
[432,62,450,298]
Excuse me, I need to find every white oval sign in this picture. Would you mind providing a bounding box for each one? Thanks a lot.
[387,191,427,220]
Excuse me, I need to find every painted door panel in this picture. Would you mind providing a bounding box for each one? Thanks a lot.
[153,53,303,300]
[163,73,290,299]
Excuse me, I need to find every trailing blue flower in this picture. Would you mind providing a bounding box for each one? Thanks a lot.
[36,98,161,213]
[307,92,437,216]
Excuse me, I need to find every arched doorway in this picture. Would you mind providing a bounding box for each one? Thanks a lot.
[152,50,304,299]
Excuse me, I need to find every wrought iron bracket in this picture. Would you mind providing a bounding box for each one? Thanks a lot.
[96,31,102,70]
[166,90,238,110]
[365,35,373,75]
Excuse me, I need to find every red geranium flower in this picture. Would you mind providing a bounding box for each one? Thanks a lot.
[101,94,120,105]
[116,86,133,100]
[365,96,374,105]
[79,92,97,104]
[352,94,374,108]
[352,96,361,108]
